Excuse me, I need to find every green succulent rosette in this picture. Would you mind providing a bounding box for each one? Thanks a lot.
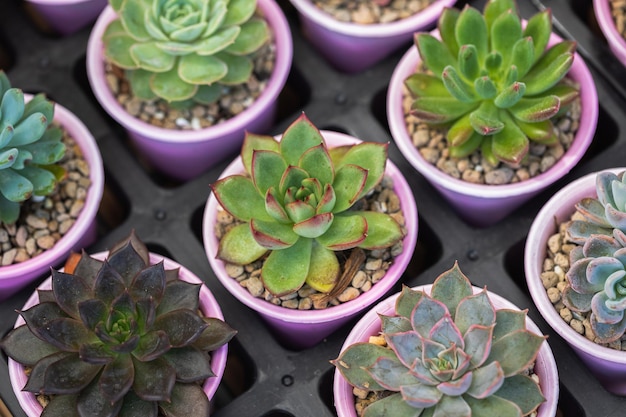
[408,0,579,166]
[103,0,270,105]
[211,114,404,296]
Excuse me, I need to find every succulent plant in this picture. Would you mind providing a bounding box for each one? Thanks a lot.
[103,0,270,105]
[211,113,404,296]
[567,171,626,244]
[563,229,626,344]
[0,230,236,417]
[408,0,579,165]
[333,263,546,417]
[0,71,66,225]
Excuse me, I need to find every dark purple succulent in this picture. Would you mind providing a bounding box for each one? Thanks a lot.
[1,231,236,417]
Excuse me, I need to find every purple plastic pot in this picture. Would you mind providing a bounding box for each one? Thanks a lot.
[525,168,626,396]
[203,131,418,350]
[8,252,229,417]
[594,0,626,68]
[333,284,559,417]
[0,95,104,302]
[387,31,598,227]
[24,0,107,36]
[86,0,292,181]
[288,0,457,73]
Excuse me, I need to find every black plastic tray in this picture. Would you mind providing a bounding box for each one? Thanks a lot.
[2,0,626,416]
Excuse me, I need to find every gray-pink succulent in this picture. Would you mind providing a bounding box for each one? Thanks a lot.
[333,263,546,417]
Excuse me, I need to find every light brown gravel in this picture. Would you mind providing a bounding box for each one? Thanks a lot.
[313,0,435,25]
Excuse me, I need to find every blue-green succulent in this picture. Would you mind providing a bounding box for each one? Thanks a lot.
[0,71,66,224]
[564,229,626,344]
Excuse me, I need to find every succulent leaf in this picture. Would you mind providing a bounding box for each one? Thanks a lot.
[458,45,480,80]
[442,66,477,103]
[367,356,423,390]
[405,73,450,98]
[522,43,575,96]
[469,101,504,136]
[486,330,545,376]
[333,342,398,391]
[386,331,423,369]
[355,211,404,250]
[463,325,494,368]
[466,361,504,399]
[261,237,311,296]
[495,374,545,415]
[0,325,59,366]
[401,383,443,408]
[454,291,496,335]
[491,10,522,65]
[448,113,475,147]
[159,383,211,417]
[523,9,551,63]
[464,395,523,417]
[304,242,339,292]
[491,117,529,165]
[415,34,456,77]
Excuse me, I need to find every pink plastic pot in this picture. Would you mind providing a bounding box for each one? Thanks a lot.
[203,131,418,349]
[8,252,229,417]
[0,95,104,302]
[594,0,626,68]
[387,31,598,227]
[525,168,626,396]
[333,284,559,417]
[86,0,292,181]
[24,0,107,36]
[288,0,457,73]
